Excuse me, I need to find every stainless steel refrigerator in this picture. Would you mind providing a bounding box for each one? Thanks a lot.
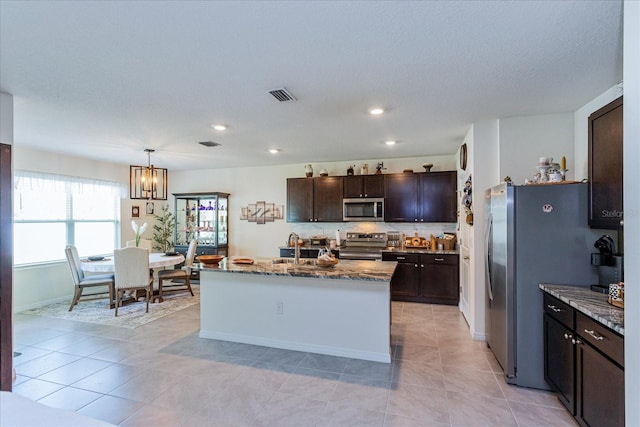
[484,183,599,390]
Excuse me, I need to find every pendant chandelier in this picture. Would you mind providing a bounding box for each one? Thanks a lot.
[129,148,168,200]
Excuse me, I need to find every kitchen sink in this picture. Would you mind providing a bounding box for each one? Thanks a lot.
[272,258,317,266]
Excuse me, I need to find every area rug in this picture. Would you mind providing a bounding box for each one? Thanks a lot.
[21,284,200,329]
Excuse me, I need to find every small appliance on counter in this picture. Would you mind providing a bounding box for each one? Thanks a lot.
[591,234,624,292]
[386,231,401,249]
[310,236,328,246]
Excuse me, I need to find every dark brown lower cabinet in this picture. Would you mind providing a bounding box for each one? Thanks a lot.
[544,313,575,411]
[543,293,624,427]
[388,255,419,298]
[383,252,458,304]
[576,337,624,427]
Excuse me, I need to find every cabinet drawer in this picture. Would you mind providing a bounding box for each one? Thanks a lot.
[422,254,458,265]
[576,312,624,367]
[543,294,574,329]
[382,252,419,263]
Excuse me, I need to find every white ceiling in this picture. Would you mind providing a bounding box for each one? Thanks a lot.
[0,1,623,171]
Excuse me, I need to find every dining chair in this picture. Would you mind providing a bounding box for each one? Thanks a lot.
[64,245,115,311]
[155,239,197,302]
[113,247,153,316]
[125,239,152,252]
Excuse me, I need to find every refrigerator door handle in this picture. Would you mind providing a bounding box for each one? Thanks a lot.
[485,212,494,301]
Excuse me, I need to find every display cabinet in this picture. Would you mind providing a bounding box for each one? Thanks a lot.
[173,192,229,259]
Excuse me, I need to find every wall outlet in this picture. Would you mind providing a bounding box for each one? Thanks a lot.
[276,301,284,315]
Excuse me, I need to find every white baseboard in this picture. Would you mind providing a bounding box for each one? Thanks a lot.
[200,329,391,363]
[472,332,487,341]
[14,295,72,313]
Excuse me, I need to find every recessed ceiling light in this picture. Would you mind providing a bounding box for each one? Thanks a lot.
[211,124,227,131]
[385,140,396,145]
[369,108,384,115]
[268,148,281,154]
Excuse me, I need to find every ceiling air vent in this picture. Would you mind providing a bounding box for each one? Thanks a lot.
[198,141,221,147]
[268,87,296,102]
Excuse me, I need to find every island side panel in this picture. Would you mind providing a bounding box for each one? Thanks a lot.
[199,271,391,362]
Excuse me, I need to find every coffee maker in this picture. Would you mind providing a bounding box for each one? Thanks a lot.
[591,235,624,291]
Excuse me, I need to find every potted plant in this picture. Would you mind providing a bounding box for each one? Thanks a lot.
[152,203,175,252]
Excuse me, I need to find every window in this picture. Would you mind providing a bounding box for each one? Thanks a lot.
[13,171,125,265]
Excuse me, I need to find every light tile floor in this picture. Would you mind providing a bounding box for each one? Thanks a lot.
[11,301,578,426]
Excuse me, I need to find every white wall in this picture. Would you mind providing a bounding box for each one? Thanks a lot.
[14,147,129,184]
[574,84,623,180]
[457,127,474,322]
[498,113,574,185]
[467,119,499,340]
[623,1,639,424]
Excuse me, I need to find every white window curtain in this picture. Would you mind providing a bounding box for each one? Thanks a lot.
[14,170,127,199]
[13,170,127,265]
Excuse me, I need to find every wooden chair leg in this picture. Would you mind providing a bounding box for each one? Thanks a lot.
[156,278,164,303]
[68,287,82,312]
[145,286,151,313]
[185,275,194,296]
[108,282,115,309]
[115,290,121,317]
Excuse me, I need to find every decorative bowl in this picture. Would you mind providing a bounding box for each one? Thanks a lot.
[88,256,105,261]
[316,258,339,268]
[197,255,224,265]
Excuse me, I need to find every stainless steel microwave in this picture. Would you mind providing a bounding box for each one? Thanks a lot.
[343,198,384,222]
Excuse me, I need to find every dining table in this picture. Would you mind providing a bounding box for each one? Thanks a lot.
[81,252,185,306]
[81,252,185,273]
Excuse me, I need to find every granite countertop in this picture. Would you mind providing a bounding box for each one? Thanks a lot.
[539,284,624,336]
[191,257,396,282]
[278,245,345,250]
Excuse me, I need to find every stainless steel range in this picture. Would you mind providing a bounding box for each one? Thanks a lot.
[340,232,386,260]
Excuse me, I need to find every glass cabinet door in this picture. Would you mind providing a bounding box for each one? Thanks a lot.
[218,196,228,245]
[197,198,217,246]
[173,193,229,249]
[175,197,198,246]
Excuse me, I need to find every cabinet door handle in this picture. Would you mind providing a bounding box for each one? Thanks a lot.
[414,264,419,268]
[463,256,470,260]
[572,338,582,345]
[564,333,573,340]
[546,304,563,313]
[420,264,424,268]
[584,329,604,341]
[434,258,444,262]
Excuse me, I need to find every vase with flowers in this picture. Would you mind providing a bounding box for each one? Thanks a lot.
[131,220,148,247]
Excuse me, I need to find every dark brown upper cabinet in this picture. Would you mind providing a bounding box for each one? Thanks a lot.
[588,96,623,229]
[287,177,343,222]
[384,171,457,223]
[343,175,384,198]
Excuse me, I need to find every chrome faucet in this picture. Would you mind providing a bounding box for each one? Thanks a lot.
[288,232,300,265]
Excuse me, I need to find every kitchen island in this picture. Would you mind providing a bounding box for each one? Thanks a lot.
[192,257,396,362]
